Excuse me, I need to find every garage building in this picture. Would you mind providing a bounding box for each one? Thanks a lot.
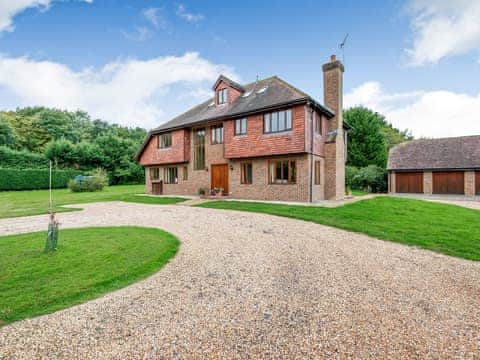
[388,135,480,196]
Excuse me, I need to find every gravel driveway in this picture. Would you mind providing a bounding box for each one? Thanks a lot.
[1,202,479,358]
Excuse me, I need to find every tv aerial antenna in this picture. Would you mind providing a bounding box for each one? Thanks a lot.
[339,33,349,64]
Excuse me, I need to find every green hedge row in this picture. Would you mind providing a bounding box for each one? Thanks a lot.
[0,146,49,169]
[0,168,82,191]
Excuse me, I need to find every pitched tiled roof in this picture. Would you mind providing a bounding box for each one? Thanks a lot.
[152,75,334,133]
[387,135,480,170]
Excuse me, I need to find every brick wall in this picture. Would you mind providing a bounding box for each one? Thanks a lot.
[146,124,227,196]
[311,154,325,201]
[229,154,310,202]
[322,55,345,200]
[139,129,189,165]
[304,107,327,156]
[465,171,475,196]
[423,171,432,195]
[224,104,306,159]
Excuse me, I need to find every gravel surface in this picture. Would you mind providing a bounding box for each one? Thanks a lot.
[1,202,479,358]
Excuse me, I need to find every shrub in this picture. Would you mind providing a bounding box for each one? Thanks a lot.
[345,166,359,190]
[68,168,108,192]
[0,168,81,191]
[350,165,387,193]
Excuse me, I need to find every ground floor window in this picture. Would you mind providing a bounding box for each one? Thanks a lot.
[183,166,188,180]
[314,160,321,185]
[268,160,296,184]
[241,162,252,184]
[164,167,178,184]
[150,167,160,180]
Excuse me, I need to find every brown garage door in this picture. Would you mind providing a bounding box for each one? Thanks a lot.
[396,172,423,193]
[433,172,464,194]
[476,171,480,195]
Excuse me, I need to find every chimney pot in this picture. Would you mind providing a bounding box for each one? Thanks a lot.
[330,54,336,62]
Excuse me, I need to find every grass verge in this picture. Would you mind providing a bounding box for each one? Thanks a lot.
[197,197,480,261]
[0,226,179,325]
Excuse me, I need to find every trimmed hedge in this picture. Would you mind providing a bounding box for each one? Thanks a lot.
[0,146,49,169]
[0,168,82,191]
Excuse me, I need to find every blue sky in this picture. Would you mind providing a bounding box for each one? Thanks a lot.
[0,0,479,137]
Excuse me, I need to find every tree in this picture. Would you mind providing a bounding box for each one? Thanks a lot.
[344,107,388,168]
[0,115,16,147]
[344,107,412,168]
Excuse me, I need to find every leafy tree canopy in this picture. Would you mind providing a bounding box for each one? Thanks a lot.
[344,107,412,168]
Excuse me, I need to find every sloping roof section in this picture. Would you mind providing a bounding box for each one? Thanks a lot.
[387,135,480,170]
[152,76,334,133]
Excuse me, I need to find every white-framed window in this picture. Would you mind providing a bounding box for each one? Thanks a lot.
[235,118,247,135]
[217,88,228,104]
[264,109,292,134]
[211,125,224,144]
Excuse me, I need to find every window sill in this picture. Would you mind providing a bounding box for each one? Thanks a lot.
[262,130,293,137]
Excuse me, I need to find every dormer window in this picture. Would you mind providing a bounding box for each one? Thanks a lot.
[217,88,228,105]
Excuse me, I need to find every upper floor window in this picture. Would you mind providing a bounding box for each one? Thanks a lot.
[164,167,178,184]
[194,128,205,170]
[264,109,292,134]
[158,133,172,148]
[235,118,247,135]
[315,115,322,135]
[217,88,228,105]
[211,125,224,144]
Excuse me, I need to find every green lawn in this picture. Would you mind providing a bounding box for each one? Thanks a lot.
[0,226,179,325]
[351,189,369,196]
[197,197,480,261]
[0,185,186,219]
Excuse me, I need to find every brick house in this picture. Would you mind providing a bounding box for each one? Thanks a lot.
[136,55,349,202]
[388,136,480,196]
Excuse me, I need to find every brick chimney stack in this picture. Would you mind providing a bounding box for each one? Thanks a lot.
[322,54,345,200]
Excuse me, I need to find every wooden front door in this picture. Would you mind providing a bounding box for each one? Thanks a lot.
[152,181,163,195]
[475,171,480,195]
[395,172,423,193]
[211,164,229,193]
[433,171,464,194]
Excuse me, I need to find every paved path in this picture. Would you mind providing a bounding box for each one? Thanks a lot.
[1,202,479,358]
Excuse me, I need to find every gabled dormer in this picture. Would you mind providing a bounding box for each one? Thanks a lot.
[212,75,244,107]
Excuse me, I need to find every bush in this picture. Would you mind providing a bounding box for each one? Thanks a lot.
[0,146,49,169]
[349,165,387,193]
[68,168,108,192]
[0,168,81,191]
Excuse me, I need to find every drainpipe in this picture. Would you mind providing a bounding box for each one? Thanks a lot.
[308,103,314,203]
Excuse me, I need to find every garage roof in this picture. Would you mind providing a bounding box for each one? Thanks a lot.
[387,135,480,171]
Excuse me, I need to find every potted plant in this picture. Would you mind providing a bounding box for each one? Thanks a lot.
[198,187,207,199]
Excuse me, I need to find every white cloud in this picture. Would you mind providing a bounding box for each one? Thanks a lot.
[345,81,480,138]
[176,4,204,23]
[0,52,238,129]
[0,0,92,33]
[122,26,152,42]
[405,0,480,65]
[142,7,166,29]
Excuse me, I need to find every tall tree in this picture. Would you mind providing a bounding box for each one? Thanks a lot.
[344,107,388,168]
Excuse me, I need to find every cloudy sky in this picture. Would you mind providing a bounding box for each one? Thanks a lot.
[0,0,479,137]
